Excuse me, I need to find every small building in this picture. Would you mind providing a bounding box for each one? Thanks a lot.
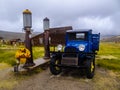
[48,26,72,46]
[31,33,44,46]
[0,37,3,45]
[31,26,72,46]
[0,37,3,40]
[10,38,22,45]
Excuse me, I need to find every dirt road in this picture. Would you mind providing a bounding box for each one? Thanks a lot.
[13,67,120,90]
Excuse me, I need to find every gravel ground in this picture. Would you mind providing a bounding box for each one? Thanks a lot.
[13,67,120,90]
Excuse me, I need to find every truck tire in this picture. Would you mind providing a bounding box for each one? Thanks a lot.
[86,57,95,79]
[50,57,62,75]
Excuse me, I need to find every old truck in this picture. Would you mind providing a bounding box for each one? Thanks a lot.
[49,29,100,79]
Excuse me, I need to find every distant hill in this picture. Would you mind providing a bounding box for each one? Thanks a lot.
[0,30,41,41]
[101,35,120,42]
[1,30,119,42]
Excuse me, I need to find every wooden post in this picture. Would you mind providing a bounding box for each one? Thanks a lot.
[44,30,50,59]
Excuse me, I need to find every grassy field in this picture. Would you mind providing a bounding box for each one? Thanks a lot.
[96,42,120,72]
[0,42,120,72]
[0,45,44,66]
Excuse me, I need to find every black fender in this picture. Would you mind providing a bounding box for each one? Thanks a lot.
[51,52,62,62]
[86,54,95,60]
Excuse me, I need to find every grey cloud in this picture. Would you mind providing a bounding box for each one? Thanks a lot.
[0,0,120,35]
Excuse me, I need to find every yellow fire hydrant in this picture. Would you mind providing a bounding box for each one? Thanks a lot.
[14,48,31,72]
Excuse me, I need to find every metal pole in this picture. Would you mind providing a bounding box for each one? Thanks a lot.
[24,28,35,67]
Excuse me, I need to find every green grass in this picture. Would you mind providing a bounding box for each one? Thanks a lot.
[1,43,120,72]
[0,49,16,66]
[32,46,44,59]
[96,42,120,72]
[98,42,120,56]
[0,45,44,66]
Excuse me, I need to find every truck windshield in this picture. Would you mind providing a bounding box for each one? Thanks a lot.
[68,32,87,41]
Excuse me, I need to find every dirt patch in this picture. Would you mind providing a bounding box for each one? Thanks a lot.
[0,63,11,70]
[0,65,119,90]
[13,67,120,90]
[0,68,18,90]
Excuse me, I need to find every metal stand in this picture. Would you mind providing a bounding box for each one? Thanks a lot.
[23,28,35,67]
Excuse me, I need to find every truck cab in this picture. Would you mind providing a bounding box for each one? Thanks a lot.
[50,29,100,79]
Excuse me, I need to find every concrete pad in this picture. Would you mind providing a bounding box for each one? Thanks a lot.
[18,58,50,72]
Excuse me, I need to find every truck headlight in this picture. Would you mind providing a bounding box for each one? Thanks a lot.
[57,44,62,51]
[79,44,85,51]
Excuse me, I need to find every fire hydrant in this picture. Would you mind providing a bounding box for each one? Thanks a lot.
[14,48,31,72]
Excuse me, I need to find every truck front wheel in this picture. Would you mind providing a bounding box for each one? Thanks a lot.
[86,58,95,79]
[50,57,62,75]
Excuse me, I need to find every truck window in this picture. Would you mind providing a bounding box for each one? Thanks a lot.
[76,33,85,40]
[68,32,87,41]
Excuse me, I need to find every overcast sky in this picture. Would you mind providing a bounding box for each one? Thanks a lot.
[0,0,120,35]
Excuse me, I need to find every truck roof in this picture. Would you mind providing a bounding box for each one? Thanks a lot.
[66,29,92,33]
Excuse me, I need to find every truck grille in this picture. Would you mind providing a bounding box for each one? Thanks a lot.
[62,47,78,65]
[65,47,77,52]
[61,57,78,66]
[64,47,78,57]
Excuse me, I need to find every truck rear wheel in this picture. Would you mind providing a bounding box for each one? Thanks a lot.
[50,57,62,75]
[86,57,95,79]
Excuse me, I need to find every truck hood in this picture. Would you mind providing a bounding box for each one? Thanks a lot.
[65,41,88,52]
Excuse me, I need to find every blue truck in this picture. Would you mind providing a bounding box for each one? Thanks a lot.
[50,29,100,79]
